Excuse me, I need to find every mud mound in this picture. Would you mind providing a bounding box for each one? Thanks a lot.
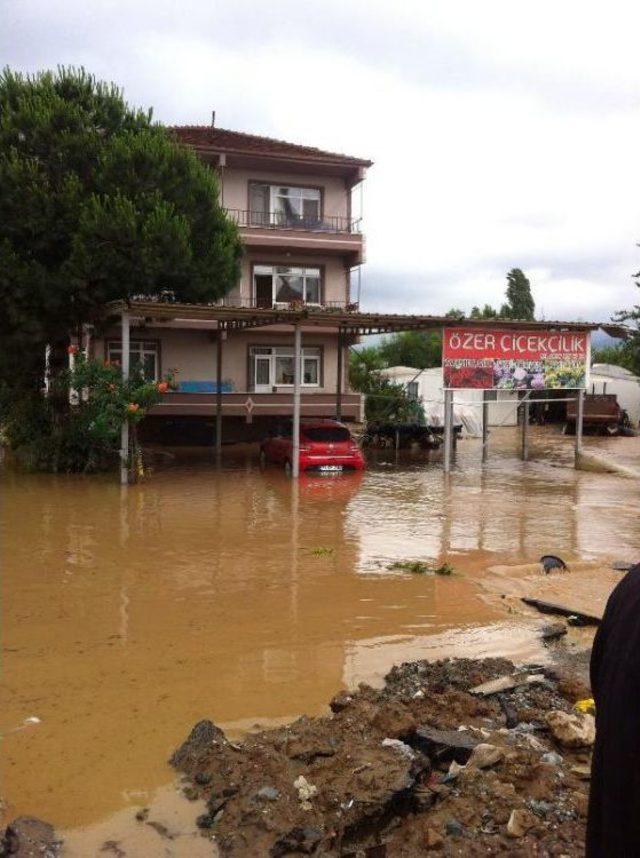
[171,657,593,856]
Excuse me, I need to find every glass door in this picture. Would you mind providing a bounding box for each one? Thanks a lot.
[254,354,272,392]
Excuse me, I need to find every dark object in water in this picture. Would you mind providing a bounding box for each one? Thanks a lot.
[522,597,600,626]
[612,561,637,572]
[540,554,569,574]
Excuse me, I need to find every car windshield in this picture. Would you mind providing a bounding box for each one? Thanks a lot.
[303,426,351,442]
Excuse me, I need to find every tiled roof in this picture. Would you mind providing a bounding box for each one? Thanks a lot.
[170,126,372,167]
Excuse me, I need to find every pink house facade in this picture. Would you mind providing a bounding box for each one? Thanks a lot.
[93,124,372,443]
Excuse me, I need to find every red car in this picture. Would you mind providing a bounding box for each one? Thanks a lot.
[260,420,365,474]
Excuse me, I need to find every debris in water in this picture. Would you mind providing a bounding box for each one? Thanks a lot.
[540,554,569,573]
[521,597,601,625]
[612,561,636,572]
[541,622,568,641]
[388,560,431,574]
[434,562,454,576]
[309,546,334,557]
[387,559,455,576]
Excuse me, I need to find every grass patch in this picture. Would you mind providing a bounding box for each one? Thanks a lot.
[310,546,334,557]
[387,560,455,576]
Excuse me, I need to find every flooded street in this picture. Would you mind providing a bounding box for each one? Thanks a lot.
[2,427,640,839]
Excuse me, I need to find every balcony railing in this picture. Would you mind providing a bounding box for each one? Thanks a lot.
[217,295,360,312]
[225,208,362,235]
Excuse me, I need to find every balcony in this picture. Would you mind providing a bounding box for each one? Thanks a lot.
[225,208,361,234]
[225,209,365,264]
[216,295,360,312]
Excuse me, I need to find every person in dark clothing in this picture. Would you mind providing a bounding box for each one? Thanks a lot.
[587,563,640,857]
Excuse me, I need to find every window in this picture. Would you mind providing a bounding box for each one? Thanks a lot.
[250,346,321,389]
[253,265,321,307]
[406,381,419,400]
[107,340,159,380]
[249,183,321,227]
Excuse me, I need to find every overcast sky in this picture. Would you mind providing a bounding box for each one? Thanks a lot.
[3,0,639,321]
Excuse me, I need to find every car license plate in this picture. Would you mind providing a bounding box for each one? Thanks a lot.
[319,465,343,472]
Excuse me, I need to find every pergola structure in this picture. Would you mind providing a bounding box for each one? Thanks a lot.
[109,300,625,483]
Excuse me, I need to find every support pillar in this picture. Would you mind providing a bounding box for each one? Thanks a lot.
[336,329,343,422]
[482,391,489,463]
[574,389,585,468]
[443,389,453,473]
[120,311,130,485]
[521,400,530,461]
[292,324,302,478]
[216,326,224,453]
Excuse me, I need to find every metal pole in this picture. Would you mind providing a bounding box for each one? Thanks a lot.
[443,389,452,473]
[482,390,489,463]
[216,327,223,453]
[120,311,130,485]
[336,329,343,421]
[575,389,585,467]
[292,324,302,478]
[521,400,530,461]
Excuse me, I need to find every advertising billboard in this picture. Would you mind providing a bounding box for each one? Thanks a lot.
[443,327,589,390]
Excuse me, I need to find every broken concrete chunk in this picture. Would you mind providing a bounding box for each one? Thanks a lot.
[507,808,536,837]
[413,725,479,764]
[466,743,505,769]
[470,673,545,696]
[169,719,227,770]
[546,710,595,748]
[1,817,60,857]
[293,775,318,802]
[381,738,416,760]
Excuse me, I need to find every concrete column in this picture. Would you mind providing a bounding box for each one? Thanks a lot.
[120,311,130,485]
[443,389,453,473]
[575,389,585,467]
[336,329,343,421]
[292,325,302,478]
[482,391,489,463]
[216,327,224,453]
[521,400,530,461]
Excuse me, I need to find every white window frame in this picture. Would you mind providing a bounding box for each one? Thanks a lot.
[107,340,159,381]
[253,265,322,306]
[250,346,321,390]
[271,185,321,224]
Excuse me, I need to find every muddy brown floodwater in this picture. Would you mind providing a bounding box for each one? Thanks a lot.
[2,427,640,845]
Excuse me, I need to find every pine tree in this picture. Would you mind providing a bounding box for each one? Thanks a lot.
[500,268,535,320]
[0,67,242,399]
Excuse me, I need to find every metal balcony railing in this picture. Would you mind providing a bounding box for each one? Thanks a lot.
[225,209,362,235]
[217,295,360,312]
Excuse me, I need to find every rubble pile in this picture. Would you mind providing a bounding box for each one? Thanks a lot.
[171,657,595,856]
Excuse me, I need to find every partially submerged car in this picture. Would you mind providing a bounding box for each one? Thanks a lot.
[260,420,365,474]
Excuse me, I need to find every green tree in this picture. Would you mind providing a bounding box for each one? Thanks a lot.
[378,330,442,369]
[591,342,637,372]
[500,268,535,320]
[0,66,242,400]
[608,264,640,374]
[470,303,500,319]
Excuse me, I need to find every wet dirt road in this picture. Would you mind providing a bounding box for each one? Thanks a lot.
[2,428,639,838]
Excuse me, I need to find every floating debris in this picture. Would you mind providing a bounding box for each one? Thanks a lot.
[540,554,569,574]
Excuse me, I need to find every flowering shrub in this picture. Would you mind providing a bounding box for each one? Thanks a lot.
[4,357,173,473]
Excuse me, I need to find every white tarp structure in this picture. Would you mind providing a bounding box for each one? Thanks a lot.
[380,366,519,433]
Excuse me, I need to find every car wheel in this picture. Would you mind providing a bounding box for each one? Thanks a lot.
[284,459,293,477]
[259,449,267,469]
